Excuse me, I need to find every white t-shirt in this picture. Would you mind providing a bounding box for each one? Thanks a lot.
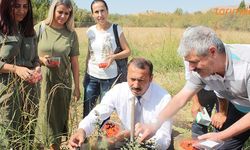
[86,24,122,79]
[184,44,250,112]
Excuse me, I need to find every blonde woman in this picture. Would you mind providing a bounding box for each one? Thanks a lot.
[34,0,80,149]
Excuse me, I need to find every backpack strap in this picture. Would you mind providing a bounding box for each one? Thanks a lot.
[113,24,122,54]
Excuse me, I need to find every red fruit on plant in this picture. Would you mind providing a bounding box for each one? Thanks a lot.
[102,122,120,138]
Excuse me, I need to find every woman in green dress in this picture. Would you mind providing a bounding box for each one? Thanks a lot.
[0,0,42,149]
[34,0,80,149]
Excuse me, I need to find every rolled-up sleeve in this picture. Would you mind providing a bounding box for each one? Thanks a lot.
[152,119,172,150]
[183,71,205,91]
[149,93,172,150]
[78,87,117,136]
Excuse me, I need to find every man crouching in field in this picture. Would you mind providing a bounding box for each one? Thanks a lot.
[136,26,250,150]
[68,57,173,150]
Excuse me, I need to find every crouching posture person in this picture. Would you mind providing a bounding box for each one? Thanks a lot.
[69,57,173,150]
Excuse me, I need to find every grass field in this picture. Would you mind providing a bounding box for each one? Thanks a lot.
[0,25,249,149]
[71,27,250,149]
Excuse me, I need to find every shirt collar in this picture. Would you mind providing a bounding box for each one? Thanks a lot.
[128,83,153,103]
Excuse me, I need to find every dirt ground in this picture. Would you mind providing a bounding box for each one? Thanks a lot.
[172,101,194,150]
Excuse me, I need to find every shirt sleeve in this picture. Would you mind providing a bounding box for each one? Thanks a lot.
[78,86,118,136]
[0,36,5,69]
[150,93,172,149]
[183,71,205,91]
[153,120,172,149]
[117,24,123,37]
[0,35,19,69]
[69,31,80,57]
[213,90,225,99]
[247,68,250,102]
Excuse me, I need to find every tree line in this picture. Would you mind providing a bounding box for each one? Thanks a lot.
[32,0,250,31]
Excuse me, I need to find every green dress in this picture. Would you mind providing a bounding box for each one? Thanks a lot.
[0,32,40,148]
[34,23,79,146]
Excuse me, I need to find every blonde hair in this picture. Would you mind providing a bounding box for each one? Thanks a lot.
[44,0,74,32]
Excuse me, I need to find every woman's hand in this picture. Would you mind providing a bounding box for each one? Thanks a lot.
[40,55,59,68]
[73,87,80,101]
[104,54,115,69]
[27,66,42,84]
[40,55,50,66]
[14,65,33,81]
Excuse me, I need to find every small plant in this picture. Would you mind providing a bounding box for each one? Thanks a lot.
[0,77,39,149]
[86,111,159,149]
[121,137,159,150]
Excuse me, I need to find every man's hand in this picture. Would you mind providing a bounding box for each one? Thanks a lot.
[191,94,203,118]
[191,102,203,118]
[211,112,227,129]
[135,123,158,143]
[68,128,86,150]
[198,132,224,141]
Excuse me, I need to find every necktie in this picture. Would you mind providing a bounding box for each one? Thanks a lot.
[134,96,142,123]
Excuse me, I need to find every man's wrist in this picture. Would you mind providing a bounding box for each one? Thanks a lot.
[152,118,162,129]
[78,128,86,140]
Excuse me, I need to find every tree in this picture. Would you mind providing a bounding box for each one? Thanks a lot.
[174,8,183,15]
[72,0,94,27]
[238,0,246,9]
[31,0,50,23]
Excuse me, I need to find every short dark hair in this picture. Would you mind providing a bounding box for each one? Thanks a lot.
[128,57,153,76]
[90,0,108,13]
[0,0,35,36]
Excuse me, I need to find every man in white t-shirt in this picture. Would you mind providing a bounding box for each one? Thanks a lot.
[184,61,228,138]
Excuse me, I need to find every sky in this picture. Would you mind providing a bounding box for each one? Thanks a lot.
[75,0,248,14]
